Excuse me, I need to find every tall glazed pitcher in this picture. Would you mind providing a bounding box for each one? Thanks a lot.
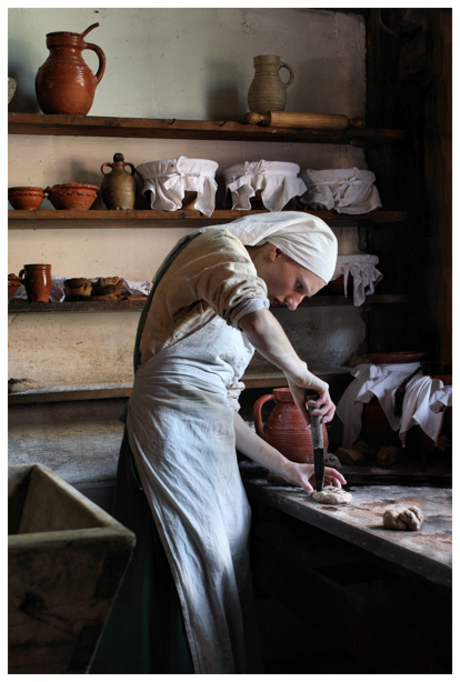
[35,23,106,115]
[253,388,328,464]
[247,55,294,114]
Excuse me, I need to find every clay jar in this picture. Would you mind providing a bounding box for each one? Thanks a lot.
[35,23,106,115]
[101,153,137,210]
[248,55,294,114]
[253,387,328,463]
[19,264,52,303]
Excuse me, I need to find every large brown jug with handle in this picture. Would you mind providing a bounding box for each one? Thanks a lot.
[247,55,294,114]
[253,387,328,463]
[35,23,106,115]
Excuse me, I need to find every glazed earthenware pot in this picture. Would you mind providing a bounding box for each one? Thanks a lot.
[19,264,52,303]
[35,23,106,115]
[46,183,99,210]
[8,187,45,211]
[247,55,294,114]
[253,387,328,463]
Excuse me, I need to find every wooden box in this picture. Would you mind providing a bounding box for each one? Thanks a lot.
[8,463,136,674]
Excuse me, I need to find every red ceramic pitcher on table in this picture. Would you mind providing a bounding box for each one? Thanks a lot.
[253,387,328,464]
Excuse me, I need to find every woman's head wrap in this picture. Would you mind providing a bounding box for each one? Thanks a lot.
[202,211,338,283]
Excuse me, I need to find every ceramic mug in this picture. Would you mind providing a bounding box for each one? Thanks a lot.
[19,264,52,302]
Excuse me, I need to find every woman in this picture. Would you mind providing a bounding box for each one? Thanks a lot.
[90,212,346,674]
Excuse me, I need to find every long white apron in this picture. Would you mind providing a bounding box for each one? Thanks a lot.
[126,314,262,674]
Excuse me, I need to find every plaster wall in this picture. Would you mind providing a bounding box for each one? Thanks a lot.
[8,7,367,386]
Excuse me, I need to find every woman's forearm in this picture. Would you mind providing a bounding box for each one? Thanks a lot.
[238,308,335,422]
[233,411,298,481]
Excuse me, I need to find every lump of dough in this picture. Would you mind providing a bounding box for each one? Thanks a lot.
[383,505,424,531]
[312,486,352,505]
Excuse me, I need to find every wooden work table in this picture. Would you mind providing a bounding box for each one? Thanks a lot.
[240,462,452,673]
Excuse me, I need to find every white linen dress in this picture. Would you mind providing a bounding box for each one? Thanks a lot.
[126,229,269,673]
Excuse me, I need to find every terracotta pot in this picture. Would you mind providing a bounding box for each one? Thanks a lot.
[19,264,52,303]
[248,55,294,114]
[35,23,106,115]
[253,387,328,463]
[101,153,137,210]
[46,183,99,210]
[8,187,45,211]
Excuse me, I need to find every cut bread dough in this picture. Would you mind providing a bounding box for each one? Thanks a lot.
[312,486,352,505]
[383,505,424,531]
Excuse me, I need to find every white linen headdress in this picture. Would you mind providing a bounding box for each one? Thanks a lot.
[201,211,338,283]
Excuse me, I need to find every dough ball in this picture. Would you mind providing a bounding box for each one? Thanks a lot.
[312,486,352,505]
[383,505,424,531]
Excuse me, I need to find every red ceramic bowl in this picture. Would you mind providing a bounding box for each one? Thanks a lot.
[8,186,45,210]
[46,183,99,210]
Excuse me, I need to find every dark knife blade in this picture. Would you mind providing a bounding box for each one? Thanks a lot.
[308,406,324,492]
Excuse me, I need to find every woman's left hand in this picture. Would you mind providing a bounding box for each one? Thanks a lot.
[286,463,347,496]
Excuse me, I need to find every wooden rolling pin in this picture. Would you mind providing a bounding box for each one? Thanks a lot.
[245,111,365,130]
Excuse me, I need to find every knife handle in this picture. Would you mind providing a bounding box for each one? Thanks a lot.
[307,406,324,449]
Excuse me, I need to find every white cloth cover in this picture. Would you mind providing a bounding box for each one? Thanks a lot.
[299,167,382,214]
[201,211,338,283]
[336,363,452,446]
[135,157,218,216]
[222,160,307,212]
[332,254,383,306]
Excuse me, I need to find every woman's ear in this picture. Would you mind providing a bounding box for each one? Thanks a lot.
[268,245,283,262]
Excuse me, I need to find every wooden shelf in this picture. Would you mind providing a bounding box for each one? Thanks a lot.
[7,208,408,229]
[8,112,405,146]
[8,294,408,314]
[8,367,354,403]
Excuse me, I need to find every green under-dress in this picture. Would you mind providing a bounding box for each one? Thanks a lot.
[89,428,194,673]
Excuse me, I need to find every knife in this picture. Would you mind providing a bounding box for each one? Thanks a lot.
[307,402,325,492]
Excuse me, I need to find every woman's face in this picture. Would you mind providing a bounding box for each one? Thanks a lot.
[253,245,326,310]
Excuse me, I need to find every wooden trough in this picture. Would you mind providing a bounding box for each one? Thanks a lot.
[8,464,136,674]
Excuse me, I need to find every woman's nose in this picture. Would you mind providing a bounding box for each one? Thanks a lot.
[286,294,303,310]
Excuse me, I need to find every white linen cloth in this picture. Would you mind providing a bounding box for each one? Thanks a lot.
[332,254,383,306]
[299,167,382,214]
[201,211,338,283]
[135,157,218,216]
[222,160,307,212]
[336,362,452,446]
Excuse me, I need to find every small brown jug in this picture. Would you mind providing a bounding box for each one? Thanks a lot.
[253,387,328,463]
[19,264,52,303]
[248,55,294,114]
[101,153,137,210]
[35,22,106,115]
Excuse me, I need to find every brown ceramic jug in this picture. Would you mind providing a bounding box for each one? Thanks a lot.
[253,387,328,463]
[19,264,52,303]
[101,153,137,210]
[35,23,106,115]
[247,55,294,114]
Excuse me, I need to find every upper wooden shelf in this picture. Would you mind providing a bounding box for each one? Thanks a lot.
[8,112,405,146]
[8,208,408,228]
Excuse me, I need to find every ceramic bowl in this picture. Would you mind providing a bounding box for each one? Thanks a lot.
[46,183,99,210]
[8,186,45,211]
